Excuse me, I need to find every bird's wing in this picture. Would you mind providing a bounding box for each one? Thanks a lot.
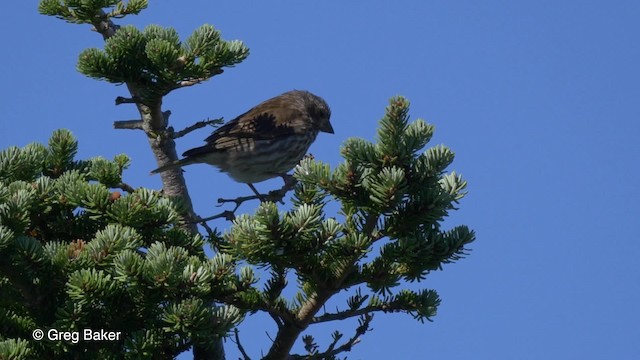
[203,105,306,148]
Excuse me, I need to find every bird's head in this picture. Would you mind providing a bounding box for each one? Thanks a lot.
[302,91,334,134]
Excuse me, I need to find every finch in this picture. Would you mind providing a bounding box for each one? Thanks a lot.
[151,90,333,191]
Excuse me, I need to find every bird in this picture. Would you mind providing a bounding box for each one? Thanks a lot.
[151,90,333,195]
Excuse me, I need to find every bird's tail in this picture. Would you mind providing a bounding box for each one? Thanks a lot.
[150,158,197,175]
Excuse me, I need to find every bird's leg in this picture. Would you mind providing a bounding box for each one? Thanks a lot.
[217,184,270,209]
[221,179,296,206]
[247,183,267,201]
[279,173,295,187]
[257,173,297,204]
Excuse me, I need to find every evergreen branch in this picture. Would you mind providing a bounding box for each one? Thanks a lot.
[35,3,256,360]
[263,269,287,300]
[266,207,382,359]
[173,117,224,139]
[80,11,199,234]
[233,328,251,360]
[216,284,295,327]
[264,289,334,360]
[84,48,199,241]
[331,212,381,289]
[362,212,380,239]
[266,261,374,359]
[0,262,43,313]
[261,271,297,326]
[264,306,295,330]
[312,297,425,325]
[324,333,342,358]
[224,295,293,328]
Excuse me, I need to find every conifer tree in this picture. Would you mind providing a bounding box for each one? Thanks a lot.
[0,1,475,359]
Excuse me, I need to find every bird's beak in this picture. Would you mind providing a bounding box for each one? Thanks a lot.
[321,121,335,134]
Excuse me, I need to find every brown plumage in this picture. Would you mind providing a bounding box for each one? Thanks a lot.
[151,90,333,185]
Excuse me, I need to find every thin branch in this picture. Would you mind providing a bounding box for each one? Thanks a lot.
[90,12,118,39]
[312,307,375,324]
[269,313,284,329]
[197,210,237,223]
[290,314,374,360]
[265,196,383,359]
[362,212,380,240]
[176,77,210,88]
[301,335,319,356]
[259,270,298,326]
[201,176,299,223]
[173,70,223,89]
[114,96,143,105]
[324,212,381,292]
[233,329,251,360]
[217,193,262,208]
[115,182,136,194]
[113,120,144,130]
[198,220,221,250]
[173,117,224,139]
[263,305,296,328]
[266,331,275,342]
[264,289,336,359]
[324,333,341,356]
[217,176,298,208]
[114,111,171,130]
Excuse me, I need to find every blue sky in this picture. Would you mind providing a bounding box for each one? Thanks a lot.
[2,1,640,359]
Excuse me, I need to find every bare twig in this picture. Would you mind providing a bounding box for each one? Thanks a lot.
[113,120,144,130]
[114,96,142,105]
[115,182,136,194]
[114,111,171,130]
[302,335,319,356]
[233,329,251,360]
[290,314,374,360]
[362,212,380,240]
[217,193,263,208]
[324,332,341,355]
[197,220,219,246]
[217,176,298,208]
[197,210,237,223]
[176,75,217,88]
[262,304,296,328]
[269,313,284,329]
[173,117,224,139]
[200,176,299,223]
[312,307,376,324]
